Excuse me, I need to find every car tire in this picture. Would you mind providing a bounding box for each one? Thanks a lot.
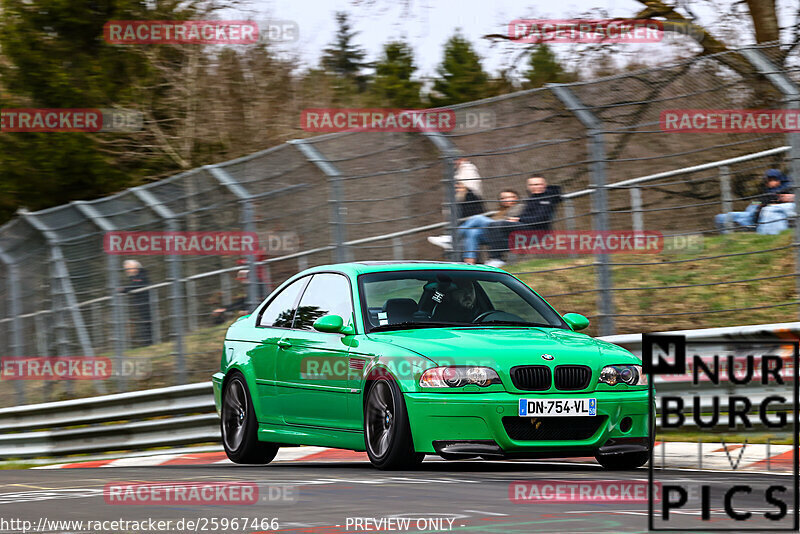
[595,451,650,470]
[221,372,279,464]
[364,377,422,470]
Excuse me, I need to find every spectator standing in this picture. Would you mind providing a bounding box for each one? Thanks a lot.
[428,158,486,251]
[121,259,152,346]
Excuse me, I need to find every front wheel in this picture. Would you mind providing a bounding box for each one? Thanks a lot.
[364,377,424,470]
[595,450,649,470]
[221,373,279,464]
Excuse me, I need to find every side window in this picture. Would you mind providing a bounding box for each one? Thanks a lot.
[294,273,354,331]
[258,277,308,328]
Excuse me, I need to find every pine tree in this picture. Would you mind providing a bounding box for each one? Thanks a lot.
[524,44,574,88]
[321,12,371,92]
[0,0,154,221]
[370,41,422,108]
[430,32,490,107]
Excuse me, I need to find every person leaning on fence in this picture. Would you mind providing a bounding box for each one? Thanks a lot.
[757,174,795,235]
[454,159,486,218]
[517,176,563,232]
[212,269,252,325]
[714,169,790,233]
[427,158,486,251]
[447,189,523,265]
[480,190,525,267]
[120,259,153,346]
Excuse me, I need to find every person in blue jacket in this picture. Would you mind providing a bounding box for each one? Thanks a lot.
[715,169,791,233]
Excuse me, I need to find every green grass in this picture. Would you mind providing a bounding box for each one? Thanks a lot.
[511,232,796,336]
[0,461,39,470]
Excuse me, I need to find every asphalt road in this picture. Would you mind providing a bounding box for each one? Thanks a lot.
[0,459,795,534]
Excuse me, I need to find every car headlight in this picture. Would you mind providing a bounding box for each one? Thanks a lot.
[598,365,647,386]
[419,366,502,388]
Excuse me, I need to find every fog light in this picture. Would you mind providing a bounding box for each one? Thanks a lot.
[620,416,633,433]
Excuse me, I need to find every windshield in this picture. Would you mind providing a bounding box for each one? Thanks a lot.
[358,269,568,332]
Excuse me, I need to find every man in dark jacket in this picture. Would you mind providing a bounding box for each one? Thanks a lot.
[121,260,152,346]
[715,168,791,232]
[517,176,563,230]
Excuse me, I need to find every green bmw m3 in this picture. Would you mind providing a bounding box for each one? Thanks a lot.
[213,261,651,470]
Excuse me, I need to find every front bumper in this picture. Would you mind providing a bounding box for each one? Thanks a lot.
[212,372,225,415]
[404,390,650,455]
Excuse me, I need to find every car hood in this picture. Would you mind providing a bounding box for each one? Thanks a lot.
[366,327,639,369]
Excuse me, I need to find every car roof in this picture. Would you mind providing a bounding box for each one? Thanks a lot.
[303,261,503,277]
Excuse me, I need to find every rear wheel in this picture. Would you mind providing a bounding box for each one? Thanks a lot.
[364,377,424,470]
[221,373,279,464]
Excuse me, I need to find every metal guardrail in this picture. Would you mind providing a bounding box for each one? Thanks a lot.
[0,323,796,459]
[0,382,218,459]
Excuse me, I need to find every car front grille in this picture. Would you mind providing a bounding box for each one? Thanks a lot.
[554,365,592,391]
[510,365,551,391]
[503,415,607,441]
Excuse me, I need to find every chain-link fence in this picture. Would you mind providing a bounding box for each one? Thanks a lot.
[1,44,798,407]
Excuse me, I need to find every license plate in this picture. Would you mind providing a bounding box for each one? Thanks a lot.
[518,398,596,417]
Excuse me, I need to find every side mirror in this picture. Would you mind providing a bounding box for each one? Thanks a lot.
[312,314,354,335]
[563,313,589,331]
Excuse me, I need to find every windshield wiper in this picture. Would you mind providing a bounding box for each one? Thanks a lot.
[370,321,464,332]
[476,320,562,328]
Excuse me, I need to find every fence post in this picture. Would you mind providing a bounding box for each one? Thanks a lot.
[740,48,800,319]
[563,198,576,231]
[205,165,261,309]
[0,247,25,404]
[422,132,462,262]
[719,165,734,233]
[393,237,404,260]
[132,188,187,385]
[630,187,644,232]
[149,288,161,345]
[19,209,105,395]
[186,279,198,331]
[73,201,126,391]
[290,140,349,263]
[550,84,615,335]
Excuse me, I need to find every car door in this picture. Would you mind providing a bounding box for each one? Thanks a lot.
[248,275,309,424]
[275,272,356,429]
